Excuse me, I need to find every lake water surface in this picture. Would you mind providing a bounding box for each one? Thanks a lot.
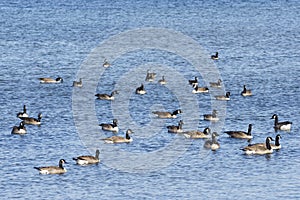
[1,0,300,199]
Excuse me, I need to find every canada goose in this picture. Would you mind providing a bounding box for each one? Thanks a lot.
[188,77,198,86]
[73,78,83,87]
[95,90,119,100]
[272,134,282,150]
[103,59,111,68]
[209,79,222,88]
[152,109,182,119]
[241,85,252,96]
[211,52,219,60]
[99,119,118,133]
[17,105,29,118]
[203,110,219,122]
[102,129,133,144]
[136,84,146,95]
[192,84,209,93]
[167,120,184,133]
[34,159,67,174]
[183,127,211,139]
[11,122,27,134]
[254,134,282,150]
[158,76,167,85]
[271,114,292,131]
[145,70,156,82]
[73,149,100,165]
[215,92,230,101]
[225,124,253,139]
[20,113,42,125]
[242,137,274,155]
[39,77,63,83]
[204,132,220,150]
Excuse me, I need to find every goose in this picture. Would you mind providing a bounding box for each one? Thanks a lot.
[73,78,83,87]
[95,90,119,100]
[209,79,222,88]
[158,76,167,85]
[34,159,67,174]
[188,77,198,86]
[204,132,220,150]
[272,134,282,150]
[145,70,156,82]
[152,109,182,119]
[136,84,146,95]
[211,52,219,60]
[225,124,253,139]
[192,84,209,93]
[254,134,282,150]
[99,119,119,133]
[242,137,274,155]
[183,127,211,139]
[20,113,42,125]
[167,120,184,133]
[271,114,292,131]
[215,92,230,101]
[103,59,111,68]
[241,85,252,96]
[73,149,100,165]
[102,129,133,144]
[17,105,29,118]
[39,77,63,83]
[11,122,27,134]
[203,110,219,122]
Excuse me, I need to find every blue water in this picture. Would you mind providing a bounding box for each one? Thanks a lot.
[1,0,300,199]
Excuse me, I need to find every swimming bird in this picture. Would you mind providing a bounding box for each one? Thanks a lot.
[158,76,167,85]
[145,70,156,82]
[254,134,282,150]
[215,92,230,101]
[34,159,67,175]
[225,124,253,139]
[103,59,111,68]
[209,79,222,88]
[242,137,274,155]
[192,84,209,93]
[204,132,220,151]
[95,90,119,100]
[17,105,29,118]
[271,114,292,131]
[183,127,211,139]
[39,77,63,83]
[188,77,198,86]
[272,134,282,150]
[73,78,83,87]
[11,122,27,134]
[99,119,119,133]
[167,120,184,133]
[203,109,219,122]
[102,129,133,144]
[211,52,219,60]
[241,85,252,96]
[73,149,100,165]
[152,109,182,119]
[20,113,42,125]
[136,84,146,95]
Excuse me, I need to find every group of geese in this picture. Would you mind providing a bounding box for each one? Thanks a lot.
[12,63,134,174]
[13,103,101,174]
[15,54,293,174]
[12,105,42,134]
